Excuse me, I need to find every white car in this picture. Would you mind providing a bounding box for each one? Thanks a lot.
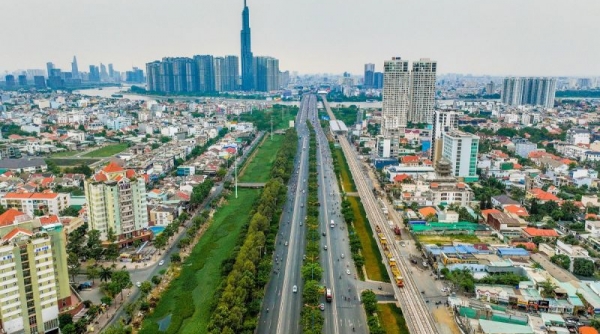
[136,281,141,288]
[293,285,298,293]
[346,269,351,275]
[159,260,165,266]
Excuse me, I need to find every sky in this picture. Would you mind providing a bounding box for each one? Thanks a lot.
[1,0,599,77]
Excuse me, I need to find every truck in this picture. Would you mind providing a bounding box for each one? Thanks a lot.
[325,288,332,302]
[330,220,335,228]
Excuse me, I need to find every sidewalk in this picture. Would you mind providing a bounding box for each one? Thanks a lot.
[89,287,132,332]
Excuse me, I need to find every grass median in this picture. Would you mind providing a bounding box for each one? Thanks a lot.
[83,143,128,157]
[332,148,356,192]
[140,188,260,333]
[378,303,410,334]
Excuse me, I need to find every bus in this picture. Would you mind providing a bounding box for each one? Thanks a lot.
[325,288,332,302]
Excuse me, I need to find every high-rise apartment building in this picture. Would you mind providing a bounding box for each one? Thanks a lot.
[71,56,79,79]
[441,130,479,181]
[214,57,224,92]
[34,76,46,89]
[146,61,160,92]
[501,77,556,108]
[381,57,410,136]
[253,56,279,92]
[364,63,375,88]
[100,63,108,82]
[240,0,254,91]
[223,55,239,91]
[125,67,145,83]
[84,162,149,242]
[0,209,71,334]
[409,58,437,124]
[431,110,459,165]
[194,55,215,93]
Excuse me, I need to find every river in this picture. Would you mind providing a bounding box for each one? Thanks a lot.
[74,87,383,108]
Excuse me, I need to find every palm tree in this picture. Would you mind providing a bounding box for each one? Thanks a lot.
[99,266,113,283]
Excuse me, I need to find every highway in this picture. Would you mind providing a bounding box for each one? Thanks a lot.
[320,95,441,334]
[310,94,367,333]
[258,96,311,334]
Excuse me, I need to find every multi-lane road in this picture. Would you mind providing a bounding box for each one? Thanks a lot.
[321,95,441,334]
[258,96,311,334]
[310,95,366,333]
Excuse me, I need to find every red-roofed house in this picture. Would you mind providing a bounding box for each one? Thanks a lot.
[521,227,559,240]
[2,227,33,241]
[393,174,411,183]
[1,192,69,217]
[401,155,420,166]
[481,209,501,221]
[504,205,529,217]
[0,209,31,226]
[511,241,537,251]
[418,207,437,219]
[526,188,559,203]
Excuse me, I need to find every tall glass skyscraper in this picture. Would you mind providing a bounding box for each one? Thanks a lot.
[241,0,254,91]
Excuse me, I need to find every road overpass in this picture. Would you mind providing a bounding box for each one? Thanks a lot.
[320,94,440,334]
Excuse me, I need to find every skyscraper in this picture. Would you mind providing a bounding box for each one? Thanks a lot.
[364,63,375,88]
[71,56,79,79]
[214,57,224,92]
[409,58,437,124]
[108,63,114,80]
[194,55,215,93]
[18,75,27,86]
[4,75,15,88]
[241,0,254,91]
[373,72,383,89]
[46,62,54,78]
[381,57,410,136]
[100,63,108,82]
[89,65,100,82]
[223,55,239,91]
[146,61,160,91]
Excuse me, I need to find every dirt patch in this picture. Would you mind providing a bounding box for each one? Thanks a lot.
[433,307,461,334]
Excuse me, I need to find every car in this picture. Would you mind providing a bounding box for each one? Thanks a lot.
[341,253,345,259]
[319,303,325,311]
[285,241,289,246]
[346,269,351,275]
[159,260,165,266]
[293,285,298,293]
[322,232,326,236]
[324,245,328,250]
[136,281,141,288]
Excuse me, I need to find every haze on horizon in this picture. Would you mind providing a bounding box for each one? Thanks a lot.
[1,0,598,77]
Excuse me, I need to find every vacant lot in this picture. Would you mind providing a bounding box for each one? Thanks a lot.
[378,303,410,334]
[140,188,260,334]
[49,158,100,167]
[83,143,128,157]
[240,134,283,182]
[416,234,481,245]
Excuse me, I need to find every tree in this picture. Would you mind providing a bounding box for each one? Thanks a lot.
[61,324,77,334]
[160,136,171,143]
[539,279,557,297]
[101,296,113,306]
[140,281,153,295]
[154,234,167,253]
[107,227,117,243]
[58,313,73,329]
[171,253,182,263]
[550,254,571,270]
[67,252,80,283]
[111,270,132,301]
[216,168,227,180]
[573,258,594,277]
[361,290,378,315]
[151,275,162,285]
[86,229,103,260]
[178,237,191,250]
[87,266,99,285]
[133,239,142,250]
[532,236,544,246]
[151,143,160,150]
[301,263,323,282]
[99,266,113,282]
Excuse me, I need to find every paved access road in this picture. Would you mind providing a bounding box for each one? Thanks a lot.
[309,94,367,334]
[258,96,311,334]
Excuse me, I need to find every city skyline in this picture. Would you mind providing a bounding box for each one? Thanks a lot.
[1,0,599,76]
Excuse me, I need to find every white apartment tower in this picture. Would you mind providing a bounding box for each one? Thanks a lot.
[409,58,437,124]
[431,110,459,165]
[84,162,149,242]
[502,77,557,108]
[382,57,410,136]
[441,130,480,181]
